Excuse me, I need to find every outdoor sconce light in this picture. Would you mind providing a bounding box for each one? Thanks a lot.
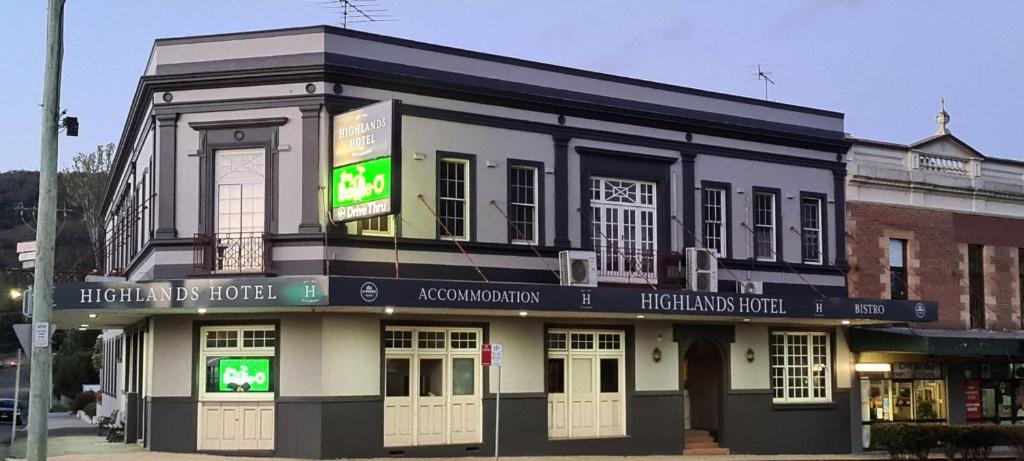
[413,153,427,161]
[746,348,755,363]
[652,347,662,363]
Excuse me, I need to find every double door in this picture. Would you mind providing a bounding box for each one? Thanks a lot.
[547,330,625,439]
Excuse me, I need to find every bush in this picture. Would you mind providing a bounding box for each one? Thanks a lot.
[83,402,96,418]
[68,391,96,413]
[872,423,941,460]
[872,423,1013,461]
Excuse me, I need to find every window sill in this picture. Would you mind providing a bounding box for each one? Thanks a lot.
[771,401,836,411]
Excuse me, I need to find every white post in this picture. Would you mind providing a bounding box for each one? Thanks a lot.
[494,364,501,461]
[11,349,21,444]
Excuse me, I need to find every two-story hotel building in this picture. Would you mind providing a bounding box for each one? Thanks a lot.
[56,26,936,458]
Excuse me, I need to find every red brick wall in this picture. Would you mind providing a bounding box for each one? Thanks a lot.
[847,202,1024,330]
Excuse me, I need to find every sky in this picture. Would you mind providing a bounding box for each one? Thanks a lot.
[2,0,1023,172]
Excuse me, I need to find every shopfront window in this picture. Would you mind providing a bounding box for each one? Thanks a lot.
[383,326,481,447]
[859,362,947,448]
[770,331,831,404]
[966,363,1024,424]
[547,329,625,439]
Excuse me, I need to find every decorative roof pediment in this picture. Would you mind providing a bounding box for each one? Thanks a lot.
[910,133,986,160]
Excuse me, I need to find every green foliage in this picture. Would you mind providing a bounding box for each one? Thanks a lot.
[53,330,100,399]
[873,423,1024,461]
[83,402,97,418]
[872,423,941,460]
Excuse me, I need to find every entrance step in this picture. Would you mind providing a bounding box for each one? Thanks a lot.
[685,435,715,444]
[683,447,731,455]
[685,429,711,437]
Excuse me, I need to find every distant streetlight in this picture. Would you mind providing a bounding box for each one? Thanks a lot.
[9,288,22,300]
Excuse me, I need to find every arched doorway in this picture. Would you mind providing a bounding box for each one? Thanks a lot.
[684,339,724,437]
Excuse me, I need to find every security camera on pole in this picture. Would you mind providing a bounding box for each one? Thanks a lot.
[27,0,68,459]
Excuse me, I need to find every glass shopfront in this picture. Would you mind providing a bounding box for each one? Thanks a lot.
[964,363,1024,424]
[859,362,947,448]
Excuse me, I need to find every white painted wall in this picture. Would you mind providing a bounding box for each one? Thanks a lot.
[279,315,323,396]
[729,324,770,390]
[634,322,678,391]
[148,316,193,397]
[486,318,544,393]
[321,314,380,396]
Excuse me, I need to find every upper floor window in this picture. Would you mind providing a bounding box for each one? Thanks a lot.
[590,177,657,283]
[889,239,908,300]
[801,196,823,265]
[508,165,539,245]
[770,331,831,404]
[702,186,728,257]
[360,215,394,237]
[753,190,778,261]
[438,157,470,240]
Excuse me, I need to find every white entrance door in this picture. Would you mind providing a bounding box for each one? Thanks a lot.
[383,356,414,447]
[415,356,447,445]
[598,357,625,437]
[448,356,481,444]
[569,356,597,437]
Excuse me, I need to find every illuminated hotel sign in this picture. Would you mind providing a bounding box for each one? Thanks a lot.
[217,358,271,392]
[331,100,401,222]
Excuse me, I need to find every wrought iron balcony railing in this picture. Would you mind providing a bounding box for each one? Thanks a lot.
[593,244,662,284]
[193,232,271,273]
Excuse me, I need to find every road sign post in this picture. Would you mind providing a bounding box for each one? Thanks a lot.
[483,344,503,461]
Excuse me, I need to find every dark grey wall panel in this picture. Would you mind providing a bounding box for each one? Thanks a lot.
[721,390,851,454]
[321,399,385,458]
[276,401,323,459]
[148,397,197,453]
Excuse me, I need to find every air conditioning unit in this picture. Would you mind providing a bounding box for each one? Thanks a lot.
[738,280,764,295]
[559,250,598,287]
[685,247,718,292]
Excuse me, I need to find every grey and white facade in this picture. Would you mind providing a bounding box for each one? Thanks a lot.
[59,26,937,458]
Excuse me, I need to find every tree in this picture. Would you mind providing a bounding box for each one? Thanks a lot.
[61,144,113,271]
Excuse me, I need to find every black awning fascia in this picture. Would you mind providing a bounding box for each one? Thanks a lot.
[849,328,1024,357]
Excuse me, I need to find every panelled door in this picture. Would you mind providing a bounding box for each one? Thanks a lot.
[547,329,626,439]
[384,327,482,447]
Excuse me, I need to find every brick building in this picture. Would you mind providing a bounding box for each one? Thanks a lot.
[846,102,1024,447]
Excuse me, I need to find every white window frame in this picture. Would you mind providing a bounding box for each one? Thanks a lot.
[702,187,728,257]
[801,197,823,265]
[438,158,470,241]
[753,191,777,262]
[198,325,276,403]
[360,215,395,237]
[590,177,658,283]
[509,165,539,245]
[770,331,832,404]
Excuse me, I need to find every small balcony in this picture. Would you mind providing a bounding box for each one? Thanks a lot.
[914,152,973,176]
[594,245,678,285]
[193,232,271,273]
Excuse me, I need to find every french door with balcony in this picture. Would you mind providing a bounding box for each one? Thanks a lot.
[213,149,266,272]
[590,177,657,283]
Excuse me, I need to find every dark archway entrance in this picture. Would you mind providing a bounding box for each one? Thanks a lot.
[684,338,724,437]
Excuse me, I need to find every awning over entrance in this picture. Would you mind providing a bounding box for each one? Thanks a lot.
[850,327,1024,357]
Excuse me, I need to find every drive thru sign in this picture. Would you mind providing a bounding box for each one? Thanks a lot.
[482,343,502,367]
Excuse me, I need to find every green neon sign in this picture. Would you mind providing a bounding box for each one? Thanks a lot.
[217,358,271,392]
[331,157,392,221]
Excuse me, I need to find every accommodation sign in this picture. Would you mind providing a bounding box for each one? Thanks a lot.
[330,277,938,322]
[54,277,328,310]
[331,100,401,222]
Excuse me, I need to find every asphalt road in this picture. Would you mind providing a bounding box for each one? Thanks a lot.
[0,353,30,405]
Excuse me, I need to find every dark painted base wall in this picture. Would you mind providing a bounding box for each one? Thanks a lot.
[148,398,198,453]
[721,390,852,454]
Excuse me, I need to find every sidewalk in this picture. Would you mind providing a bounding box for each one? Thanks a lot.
[4,412,143,460]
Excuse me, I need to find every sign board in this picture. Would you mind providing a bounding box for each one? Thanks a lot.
[893,362,914,380]
[21,287,33,317]
[482,343,502,367]
[331,100,401,222]
[913,363,942,379]
[16,241,36,254]
[32,323,49,348]
[18,252,36,262]
[217,358,271,392]
[965,380,981,420]
[53,276,328,310]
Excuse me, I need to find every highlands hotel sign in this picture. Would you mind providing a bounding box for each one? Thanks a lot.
[54,276,936,322]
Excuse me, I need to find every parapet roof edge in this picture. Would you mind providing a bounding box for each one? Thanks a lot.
[152,25,844,120]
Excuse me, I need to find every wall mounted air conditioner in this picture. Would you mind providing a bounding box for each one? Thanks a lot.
[738,280,764,295]
[685,247,718,292]
[559,250,598,287]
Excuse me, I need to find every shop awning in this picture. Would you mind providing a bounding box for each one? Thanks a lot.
[850,327,1024,357]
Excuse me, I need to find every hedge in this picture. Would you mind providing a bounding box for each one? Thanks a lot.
[872,423,1024,460]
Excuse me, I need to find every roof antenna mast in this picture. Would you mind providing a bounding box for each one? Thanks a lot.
[752,64,776,101]
[316,0,396,29]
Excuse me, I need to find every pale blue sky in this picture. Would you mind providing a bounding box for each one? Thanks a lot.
[2,0,1023,171]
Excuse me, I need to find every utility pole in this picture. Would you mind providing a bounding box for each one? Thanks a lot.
[27,0,66,459]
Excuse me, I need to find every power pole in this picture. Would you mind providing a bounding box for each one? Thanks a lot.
[27,0,66,459]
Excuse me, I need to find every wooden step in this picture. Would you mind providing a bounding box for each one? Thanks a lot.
[683,447,730,456]
[684,441,720,449]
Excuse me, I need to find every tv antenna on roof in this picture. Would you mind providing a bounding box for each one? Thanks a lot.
[316,0,396,29]
[750,64,775,101]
